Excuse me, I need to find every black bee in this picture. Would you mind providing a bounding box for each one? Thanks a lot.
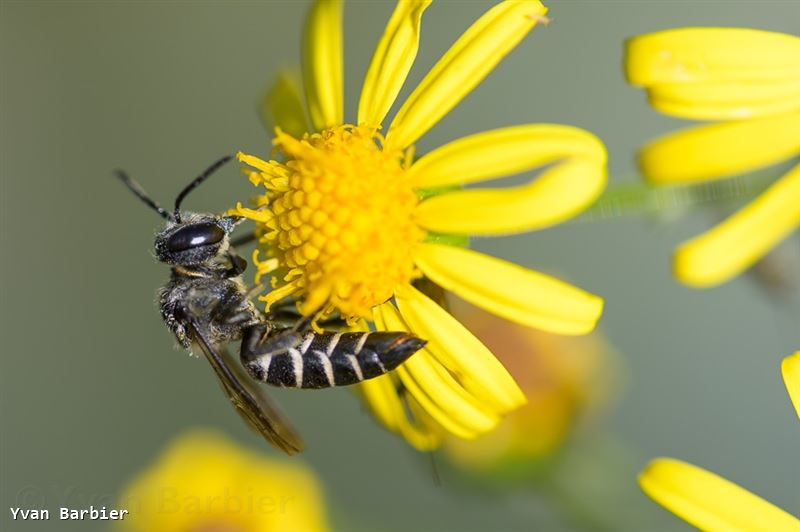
[117,156,426,454]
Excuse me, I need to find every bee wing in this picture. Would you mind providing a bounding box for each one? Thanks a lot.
[186,320,305,455]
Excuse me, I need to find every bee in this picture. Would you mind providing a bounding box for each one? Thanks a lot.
[117,156,426,454]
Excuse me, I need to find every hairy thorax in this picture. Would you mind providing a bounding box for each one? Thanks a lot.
[159,274,261,349]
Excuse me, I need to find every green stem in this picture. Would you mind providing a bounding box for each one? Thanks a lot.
[576,173,775,222]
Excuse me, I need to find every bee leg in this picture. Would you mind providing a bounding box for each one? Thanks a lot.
[241,283,265,302]
[240,323,303,362]
[287,312,315,333]
[223,252,247,277]
[265,306,321,335]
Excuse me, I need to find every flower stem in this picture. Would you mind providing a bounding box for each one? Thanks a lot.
[576,173,775,222]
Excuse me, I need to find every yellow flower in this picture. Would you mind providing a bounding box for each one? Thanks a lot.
[118,430,330,532]
[638,352,800,531]
[625,28,800,287]
[234,0,606,449]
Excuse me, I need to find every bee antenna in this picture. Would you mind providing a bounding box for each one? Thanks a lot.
[173,155,233,223]
[115,169,173,221]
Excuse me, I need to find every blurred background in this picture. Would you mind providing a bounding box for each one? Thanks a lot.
[1,1,798,531]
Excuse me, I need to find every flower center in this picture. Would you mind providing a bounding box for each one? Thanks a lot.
[235,124,424,321]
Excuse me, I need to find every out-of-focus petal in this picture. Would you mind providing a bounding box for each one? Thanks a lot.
[303,0,344,130]
[414,129,606,234]
[393,284,526,412]
[644,79,800,121]
[415,244,603,335]
[260,71,308,139]
[386,0,547,148]
[357,0,431,127]
[674,164,800,287]
[118,431,331,532]
[626,28,800,120]
[639,458,800,531]
[626,28,800,85]
[781,351,800,419]
[639,111,800,183]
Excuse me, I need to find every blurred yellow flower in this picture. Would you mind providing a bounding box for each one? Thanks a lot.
[625,28,800,287]
[639,352,800,530]
[118,430,330,532]
[234,0,606,450]
[444,301,620,472]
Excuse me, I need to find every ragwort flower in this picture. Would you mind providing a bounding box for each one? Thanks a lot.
[233,0,606,449]
[625,28,800,288]
[638,352,800,530]
[118,430,330,532]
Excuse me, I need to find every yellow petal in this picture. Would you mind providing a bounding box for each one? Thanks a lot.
[415,244,603,335]
[236,151,273,173]
[639,458,800,531]
[674,163,800,287]
[119,430,330,532]
[644,79,800,121]
[393,284,526,412]
[357,375,440,450]
[303,0,343,130]
[782,352,800,419]
[626,28,800,120]
[627,28,800,85]
[414,128,607,234]
[345,317,438,448]
[374,301,502,439]
[386,0,547,148]
[357,0,431,127]
[260,71,309,139]
[397,353,500,439]
[408,123,606,187]
[639,111,800,183]
[352,313,440,449]
[228,202,273,224]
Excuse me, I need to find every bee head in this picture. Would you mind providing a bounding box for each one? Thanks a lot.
[153,213,241,266]
[116,155,243,268]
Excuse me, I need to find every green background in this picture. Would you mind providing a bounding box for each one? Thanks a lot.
[2,1,798,531]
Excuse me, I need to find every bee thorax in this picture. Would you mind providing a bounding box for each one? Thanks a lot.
[160,276,260,348]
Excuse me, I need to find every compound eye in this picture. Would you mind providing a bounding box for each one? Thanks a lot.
[166,222,225,252]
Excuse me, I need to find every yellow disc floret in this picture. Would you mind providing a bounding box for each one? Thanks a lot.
[233,125,424,321]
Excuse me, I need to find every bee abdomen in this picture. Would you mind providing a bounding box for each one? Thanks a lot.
[246,331,425,389]
[324,331,425,387]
